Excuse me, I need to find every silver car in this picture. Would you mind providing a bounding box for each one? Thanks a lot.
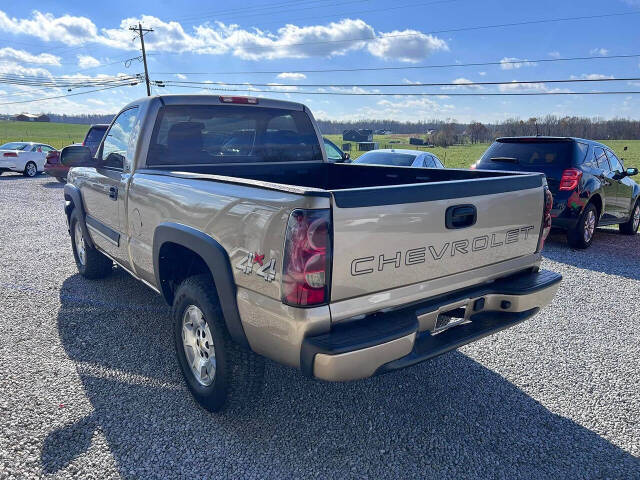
[353,148,444,168]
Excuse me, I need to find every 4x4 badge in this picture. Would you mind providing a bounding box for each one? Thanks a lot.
[236,252,276,282]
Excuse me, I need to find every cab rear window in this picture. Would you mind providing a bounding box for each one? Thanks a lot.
[147,105,322,165]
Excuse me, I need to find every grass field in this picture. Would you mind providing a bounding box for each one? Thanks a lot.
[1,120,638,170]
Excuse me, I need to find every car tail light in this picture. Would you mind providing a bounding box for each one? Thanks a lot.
[219,96,258,104]
[282,209,331,307]
[45,151,59,164]
[469,162,477,170]
[537,186,553,252]
[559,168,582,191]
[3,152,17,157]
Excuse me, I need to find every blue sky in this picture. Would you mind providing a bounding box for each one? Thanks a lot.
[0,0,639,122]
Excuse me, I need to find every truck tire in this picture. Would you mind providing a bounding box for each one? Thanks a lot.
[567,203,598,249]
[70,210,113,279]
[619,200,640,235]
[172,275,264,412]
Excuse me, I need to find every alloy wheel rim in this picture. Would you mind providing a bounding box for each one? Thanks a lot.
[633,205,640,231]
[584,210,596,242]
[74,223,86,265]
[181,305,216,386]
[27,163,36,176]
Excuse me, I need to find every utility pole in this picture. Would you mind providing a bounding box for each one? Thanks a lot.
[129,23,153,96]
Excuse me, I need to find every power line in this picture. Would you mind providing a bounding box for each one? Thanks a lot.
[130,23,154,96]
[155,53,640,76]
[159,83,640,96]
[0,82,140,106]
[158,76,640,89]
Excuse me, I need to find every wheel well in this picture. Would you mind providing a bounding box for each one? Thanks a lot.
[157,242,213,305]
[64,195,75,223]
[589,194,602,219]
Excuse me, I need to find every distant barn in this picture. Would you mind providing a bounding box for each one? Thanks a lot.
[343,129,373,142]
[13,113,50,122]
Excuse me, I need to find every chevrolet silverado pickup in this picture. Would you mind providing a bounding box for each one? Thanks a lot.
[61,95,561,412]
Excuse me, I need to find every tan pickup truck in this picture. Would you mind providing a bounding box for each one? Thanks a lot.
[61,95,561,412]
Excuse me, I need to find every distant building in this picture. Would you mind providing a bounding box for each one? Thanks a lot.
[409,137,425,145]
[13,113,50,122]
[343,129,373,142]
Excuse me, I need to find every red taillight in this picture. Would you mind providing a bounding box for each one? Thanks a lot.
[3,152,17,157]
[537,187,553,252]
[219,96,258,104]
[469,162,477,170]
[282,209,331,307]
[45,151,59,164]
[559,168,582,191]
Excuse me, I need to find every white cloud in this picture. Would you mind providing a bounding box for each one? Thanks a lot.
[367,30,448,62]
[0,47,60,66]
[441,77,483,90]
[277,72,306,80]
[500,57,537,70]
[570,73,614,80]
[478,71,486,76]
[589,48,609,56]
[548,51,561,58]
[0,10,447,62]
[267,83,298,91]
[175,73,187,80]
[498,81,572,93]
[402,78,421,84]
[76,54,100,68]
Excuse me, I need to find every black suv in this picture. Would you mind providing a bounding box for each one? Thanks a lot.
[82,124,109,156]
[474,137,639,248]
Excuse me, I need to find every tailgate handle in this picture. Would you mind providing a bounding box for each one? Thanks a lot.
[446,204,476,229]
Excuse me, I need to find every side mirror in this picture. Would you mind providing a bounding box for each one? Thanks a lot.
[626,167,638,177]
[342,152,351,163]
[60,145,94,167]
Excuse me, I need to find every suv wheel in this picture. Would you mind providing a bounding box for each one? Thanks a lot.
[70,210,113,279]
[619,200,640,235]
[172,275,264,412]
[23,161,37,177]
[568,203,598,249]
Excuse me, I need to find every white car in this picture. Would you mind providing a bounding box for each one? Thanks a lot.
[0,142,56,177]
[352,148,445,168]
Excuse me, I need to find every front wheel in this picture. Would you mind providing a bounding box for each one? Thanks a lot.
[23,161,37,177]
[70,210,113,279]
[172,275,264,412]
[567,203,598,249]
[619,201,640,235]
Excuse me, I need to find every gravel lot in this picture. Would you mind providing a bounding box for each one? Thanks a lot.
[0,173,639,479]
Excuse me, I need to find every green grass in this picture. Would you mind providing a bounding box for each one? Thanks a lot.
[0,120,638,170]
[0,120,88,150]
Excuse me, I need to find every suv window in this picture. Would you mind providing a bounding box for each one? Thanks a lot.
[147,105,322,165]
[479,140,574,167]
[606,150,623,172]
[85,126,108,145]
[101,108,138,170]
[593,147,610,170]
[323,138,343,162]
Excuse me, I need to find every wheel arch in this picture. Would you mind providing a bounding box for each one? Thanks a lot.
[63,183,95,248]
[153,222,249,347]
[587,192,603,220]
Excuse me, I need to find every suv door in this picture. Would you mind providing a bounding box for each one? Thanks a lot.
[606,149,633,220]
[81,107,139,266]
[593,147,618,223]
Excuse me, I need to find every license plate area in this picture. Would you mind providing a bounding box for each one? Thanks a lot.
[433,307,468,334]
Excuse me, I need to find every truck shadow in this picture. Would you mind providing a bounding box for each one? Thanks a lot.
[43,271,640,478]
[543,229,640,281]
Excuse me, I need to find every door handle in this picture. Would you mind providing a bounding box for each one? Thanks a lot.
[109,186,118,200]
[446,204,477,229]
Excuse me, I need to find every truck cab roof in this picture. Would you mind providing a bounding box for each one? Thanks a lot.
[120,94,307,113]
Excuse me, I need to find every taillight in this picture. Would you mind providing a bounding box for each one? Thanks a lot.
[282,209,331,307]
[559,168,582,191]
[219,96,258,104]
[469,162,477,170]
[3,152,17,157]
[537,186,553,252]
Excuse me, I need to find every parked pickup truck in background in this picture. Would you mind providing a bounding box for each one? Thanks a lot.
[61,95,561,412]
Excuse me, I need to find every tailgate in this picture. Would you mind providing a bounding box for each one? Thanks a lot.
[329,174,544,302]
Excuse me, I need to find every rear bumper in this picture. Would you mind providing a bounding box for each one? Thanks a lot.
[44,164,69,178]
[301,269,561,381]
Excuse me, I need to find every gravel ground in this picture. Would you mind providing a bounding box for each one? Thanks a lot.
[0,173,638,479]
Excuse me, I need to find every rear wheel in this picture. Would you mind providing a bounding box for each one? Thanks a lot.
[619,201,640,235]
[568,203,598,249]
[23,162,37,177]
[172,275,264,412]
[70,210,113,279]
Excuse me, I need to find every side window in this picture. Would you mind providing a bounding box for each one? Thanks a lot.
[432,155,444,168]
[606,150,623,172]
[423,155,435,168]
[323,140,342,162]
[40,145,53,153]
[101,108,139,170]
[32,145,42,152]
[593,147,610,171]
